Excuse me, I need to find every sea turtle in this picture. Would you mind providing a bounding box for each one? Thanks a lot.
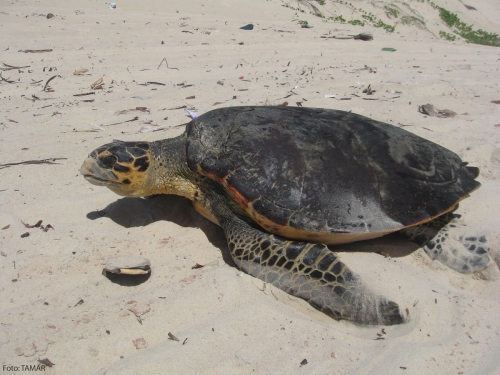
[80,106,489,325]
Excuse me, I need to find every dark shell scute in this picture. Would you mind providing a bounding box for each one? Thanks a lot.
[109,146,134,163]
[226,171,260,201]
[285,242,306,260]
[113,164,130,173]
[302,244,325,265]
[128,147,147,157]
[134,157,150,172]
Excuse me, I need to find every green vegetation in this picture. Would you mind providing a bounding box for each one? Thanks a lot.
[401,15,425,27]
[439,31,456,41]
[298,20,309,26]
[295,0,498,43]
[428,1,499,46]
[375,19,395,33]
[284,0,398,34]
[329,14,346,23]
[281,3,305,13]
[326,2,396,32]
[361,14,376,23]
[384,6,399,19]
[348,19,365,26]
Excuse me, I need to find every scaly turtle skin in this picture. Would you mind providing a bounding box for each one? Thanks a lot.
[80,106,489,325]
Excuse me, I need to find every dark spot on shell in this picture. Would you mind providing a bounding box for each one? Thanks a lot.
[260,240,271,251]
[99,155,117,169]
[317,253,337,271]
[234,248,243,257]
[303,244,324,265]
[261,249,271,262]
[310,270,323,279]
[113,164,130,173]
[476,247,487,254]
[134,157,150,171]
[122,179,131,185]
[324,272,335,282]
[267,255,278,267]
[110,147,134,163]
[285,242,306,260]
[275,257,286,268]
[331,261,343,276]
[284,261,294,270]
[128,147,147,157]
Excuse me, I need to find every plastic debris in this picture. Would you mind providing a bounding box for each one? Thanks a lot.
[382,47,397,52]
[109,3,116,9]
[186,109,199,119]
[240,24,254,30]
[103,255,151,276]
[74,68,89,75]
[419,104,457,118]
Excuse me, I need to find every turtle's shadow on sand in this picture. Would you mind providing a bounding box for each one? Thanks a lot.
[103,272,152,287]
[86,194,236,267]
[87,194,419,265]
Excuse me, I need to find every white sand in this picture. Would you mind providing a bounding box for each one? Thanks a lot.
[1,0,499,374]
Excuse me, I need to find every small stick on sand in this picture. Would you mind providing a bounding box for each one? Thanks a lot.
[321,32,373,41]
[157,58,179,70]
[43,75,59,92]
[0,158,67,169]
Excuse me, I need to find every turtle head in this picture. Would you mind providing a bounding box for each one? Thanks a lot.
[80,140,154,197]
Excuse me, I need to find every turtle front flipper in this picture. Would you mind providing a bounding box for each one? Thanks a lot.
[402,212,490,273]
[215,208,405,325]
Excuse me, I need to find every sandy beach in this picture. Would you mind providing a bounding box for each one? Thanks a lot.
[1,0,500,374]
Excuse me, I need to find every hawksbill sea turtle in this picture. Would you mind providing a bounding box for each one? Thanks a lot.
[80,106,490,325]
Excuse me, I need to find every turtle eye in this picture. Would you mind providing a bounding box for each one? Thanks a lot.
[99,155,117,169]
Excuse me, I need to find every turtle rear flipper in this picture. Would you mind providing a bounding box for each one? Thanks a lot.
[402,213,490,273]
[219,209,404,325]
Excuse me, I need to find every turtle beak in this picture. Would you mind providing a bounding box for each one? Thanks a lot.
[80,156,118,187]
